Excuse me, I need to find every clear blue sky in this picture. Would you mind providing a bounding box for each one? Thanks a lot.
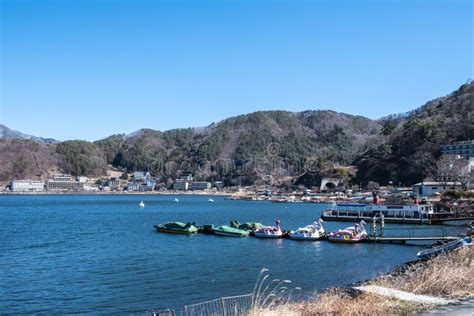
[0,0,472,141]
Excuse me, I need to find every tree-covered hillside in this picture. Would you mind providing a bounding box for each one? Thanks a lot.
[93,110,381,185]
[0,82,471,188]
[354,81,473,186]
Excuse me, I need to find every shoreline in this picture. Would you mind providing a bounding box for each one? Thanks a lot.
[251,245,473,315]
[0,190,232,196]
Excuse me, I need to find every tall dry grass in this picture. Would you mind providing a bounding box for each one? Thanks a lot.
[373,246,474,297]
[249,289,424,316]
[250,246,473,315]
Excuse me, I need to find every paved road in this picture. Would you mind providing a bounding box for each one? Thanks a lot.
[418,298,474,315]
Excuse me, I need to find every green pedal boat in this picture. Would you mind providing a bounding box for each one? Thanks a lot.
[213,225,249,237]
[154,222,198,234]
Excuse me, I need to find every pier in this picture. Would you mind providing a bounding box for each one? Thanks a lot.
[364,225,462,244]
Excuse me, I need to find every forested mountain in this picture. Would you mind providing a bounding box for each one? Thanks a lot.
[0,82,472,187]
[354,81,473,186]
[92,110,381,186]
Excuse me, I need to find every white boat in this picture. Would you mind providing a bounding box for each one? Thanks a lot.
[174,198,179,203]
[254,220,283,238]
[328,220,368,243]
[139,201,145,209]
[321,202,439,224]
[417,236,472,259]
[208,198,214,203]
[289,219,325,241]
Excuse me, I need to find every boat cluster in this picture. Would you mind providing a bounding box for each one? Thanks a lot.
[154,219,370,243]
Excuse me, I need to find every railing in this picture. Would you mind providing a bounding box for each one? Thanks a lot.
[182,293,253,316]
[379,227,448,238]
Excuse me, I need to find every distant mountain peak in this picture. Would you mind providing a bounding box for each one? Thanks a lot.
[0,124,58,143]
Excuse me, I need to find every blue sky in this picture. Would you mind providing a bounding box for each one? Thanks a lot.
[0,0,472,141]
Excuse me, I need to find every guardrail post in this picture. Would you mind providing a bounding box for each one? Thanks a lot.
[221,297,226,316]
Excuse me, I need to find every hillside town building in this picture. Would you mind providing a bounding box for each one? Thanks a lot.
[412,181,461,197]
[47,174,84,191]
[10,180,45,192]
[189,182,211,190]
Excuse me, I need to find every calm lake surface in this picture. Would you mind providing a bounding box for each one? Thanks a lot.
[0,195,466,313]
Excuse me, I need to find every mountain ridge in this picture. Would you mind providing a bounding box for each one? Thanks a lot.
[1,81,472,187]
[0,124,58,144]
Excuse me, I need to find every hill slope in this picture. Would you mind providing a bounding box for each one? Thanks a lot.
[354,81,473,185]
[0,82,471,188]
[0,125,58,143]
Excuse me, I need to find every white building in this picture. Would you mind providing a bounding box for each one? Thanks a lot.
[77,176,88,183]
[47,174,84,191]
[173,179,190,190]
[189,182,211,191]
[127,182,140,192]
[413,181,461,197]
[10,180,45,192]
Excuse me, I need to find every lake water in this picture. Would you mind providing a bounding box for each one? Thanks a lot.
[0,195,466,314]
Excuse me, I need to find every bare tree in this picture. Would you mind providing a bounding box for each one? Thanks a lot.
[437,155,469,190]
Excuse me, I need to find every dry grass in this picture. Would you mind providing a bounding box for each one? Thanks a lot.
[249,289,424,316]
[250,246,473,315]
[372,246,474,298]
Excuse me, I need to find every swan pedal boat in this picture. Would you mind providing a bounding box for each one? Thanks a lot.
[328,221,367,243]
[289,220,325,241]
[254,220,283,238]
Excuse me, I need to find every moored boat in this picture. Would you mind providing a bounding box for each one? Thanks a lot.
[417,236,472,259]
[328,220,367,243]
[139,201,145,209]
[229,220,264,232]
[321,192,474,225]
[254,220,283,238]
[321,202,439,225]
[213,225,249,237]
[154,222,198,234]
[289,219,325,241]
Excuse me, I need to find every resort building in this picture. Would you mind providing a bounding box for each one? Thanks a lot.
[173,179,190,190]
[10,180,45,192]
[127,182,140,192]
[189,182,211,191]
[412,181,461,197]
[77,176,88,183]
[47,174,84,191]
[441,140,474,159]
[133,171,146,181]
[107,178,121,191]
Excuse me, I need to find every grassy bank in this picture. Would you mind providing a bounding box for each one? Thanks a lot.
[250,246,473,315]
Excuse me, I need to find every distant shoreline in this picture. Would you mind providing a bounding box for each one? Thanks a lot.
[0,191,232,196]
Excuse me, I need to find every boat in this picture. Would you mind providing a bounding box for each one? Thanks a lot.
[213,225,249,237]
[139,201,145,209]
[174,198,180,203]
[417,236,472,259]
[254,219,283,238]
[328,220,367,243]
[208,198,214,203]
[321,201,440,225]
[154,222,198,234]
[229,220,264,232]
[289,219,325,241]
